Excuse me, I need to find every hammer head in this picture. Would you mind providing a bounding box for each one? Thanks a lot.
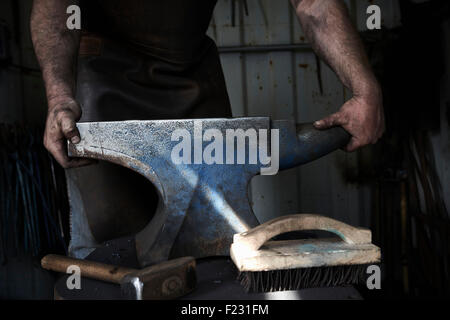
[120,257,196,300]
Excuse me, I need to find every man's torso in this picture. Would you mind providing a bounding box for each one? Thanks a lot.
[80,0,218,62]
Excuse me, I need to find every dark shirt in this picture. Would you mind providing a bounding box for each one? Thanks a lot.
[80,0,218,63]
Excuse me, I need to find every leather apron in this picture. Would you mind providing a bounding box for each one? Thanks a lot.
[67,0,232,258]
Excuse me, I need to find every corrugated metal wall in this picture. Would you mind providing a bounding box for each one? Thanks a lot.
[0,0,47,125]
[0,0,24,123]
[207,0,400,227]
[430,18,450,216]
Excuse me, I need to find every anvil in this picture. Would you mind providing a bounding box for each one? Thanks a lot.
[68,117,349,267]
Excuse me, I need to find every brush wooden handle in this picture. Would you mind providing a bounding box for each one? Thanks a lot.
[41,254,136,284]
[233,214,372,251]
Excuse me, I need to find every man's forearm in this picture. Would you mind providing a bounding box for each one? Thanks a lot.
[291,0,380,97]
[32,0,92,168]
[31,0,80,106]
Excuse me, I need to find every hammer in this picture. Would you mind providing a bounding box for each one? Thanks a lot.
[41,254,196,300]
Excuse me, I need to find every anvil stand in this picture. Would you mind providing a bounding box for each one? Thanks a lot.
[54,236,361,300]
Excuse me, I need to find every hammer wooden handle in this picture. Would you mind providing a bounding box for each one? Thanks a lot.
[41,254,135,284]
[233,214,372,251]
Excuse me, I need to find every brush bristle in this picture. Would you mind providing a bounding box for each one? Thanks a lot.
[238,264,372,293]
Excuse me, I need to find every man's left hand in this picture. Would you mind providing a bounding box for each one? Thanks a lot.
[313,89,385,152]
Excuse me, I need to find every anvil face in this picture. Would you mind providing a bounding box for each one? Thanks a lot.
[69,117,273,266]
[68,117,349,267]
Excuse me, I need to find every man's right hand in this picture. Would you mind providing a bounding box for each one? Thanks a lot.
[44,96,94,168]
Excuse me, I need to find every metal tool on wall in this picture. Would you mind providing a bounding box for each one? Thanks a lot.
[231,0,249,27]
[68,117,350,267]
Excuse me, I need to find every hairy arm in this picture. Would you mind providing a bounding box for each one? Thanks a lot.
[31,0,91,167]
[291,0,384,151]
